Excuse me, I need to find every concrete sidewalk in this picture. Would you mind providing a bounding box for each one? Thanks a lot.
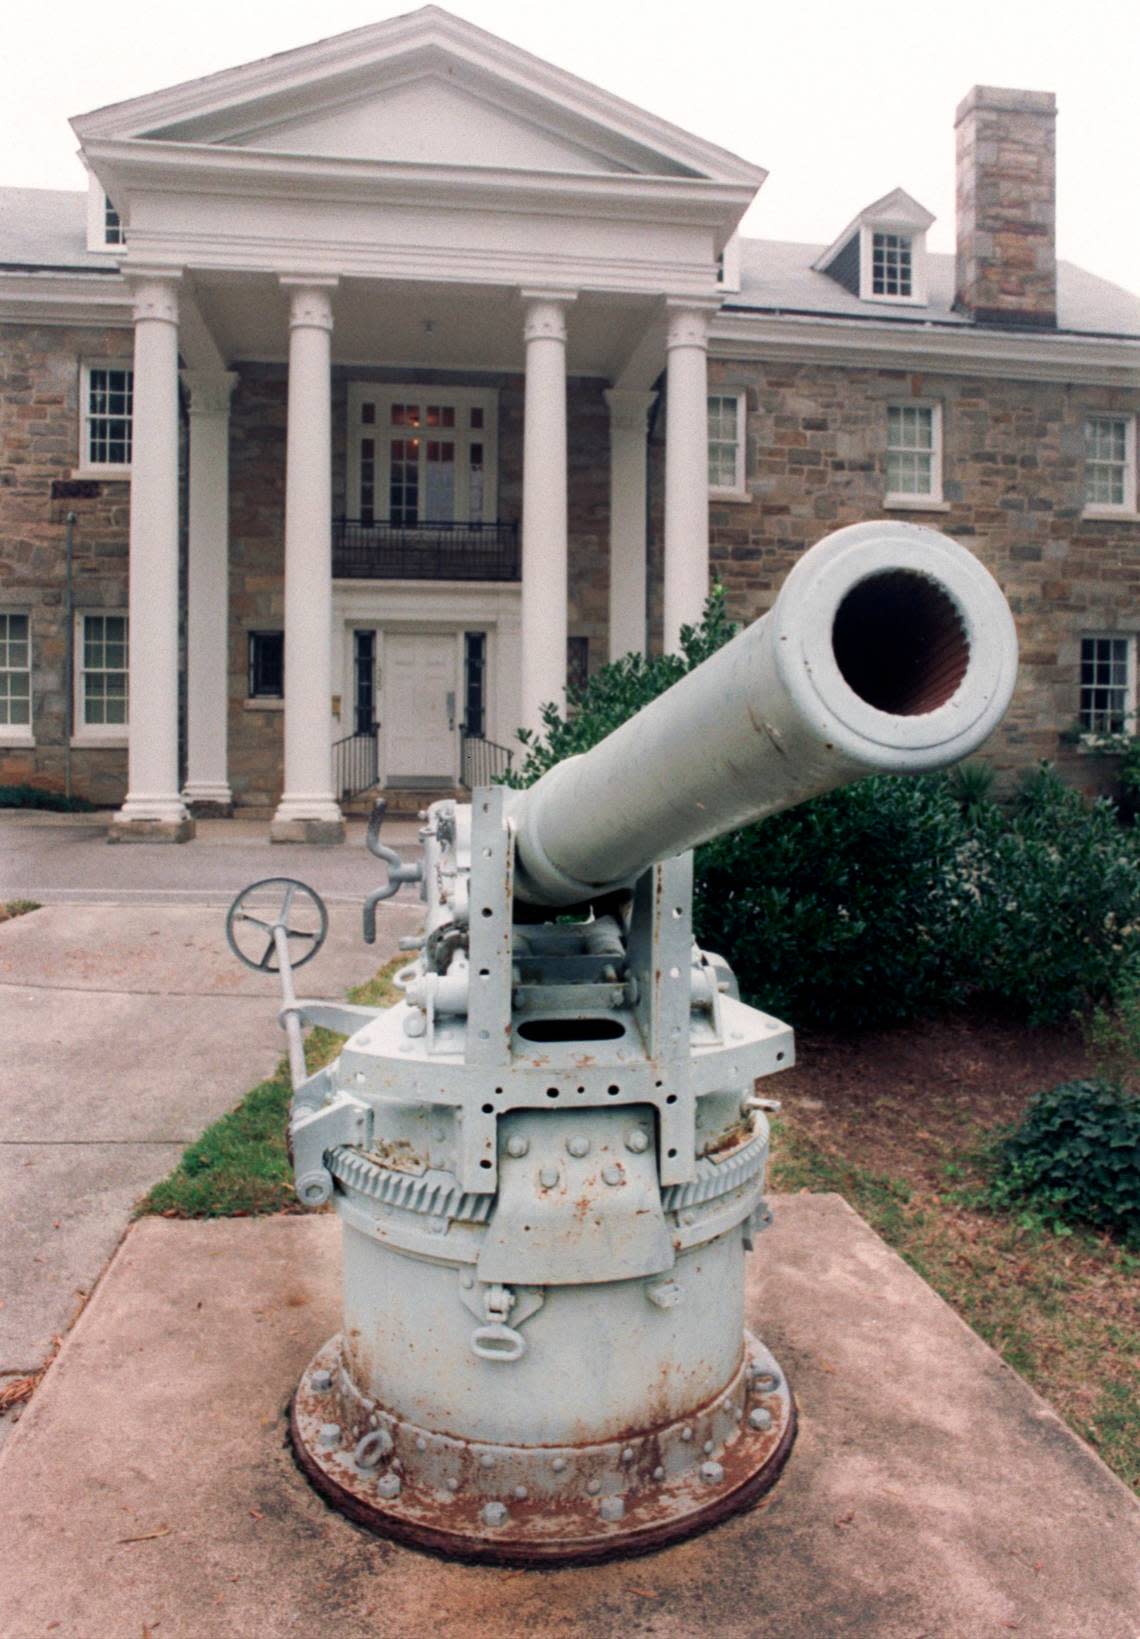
[0,1197,1136,1639]
[0,817,423,1447]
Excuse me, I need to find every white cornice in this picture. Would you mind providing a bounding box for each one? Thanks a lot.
[82,138,757,232]
[0,270,132,326]
[709,310,1140,387]
[71,7,766,190]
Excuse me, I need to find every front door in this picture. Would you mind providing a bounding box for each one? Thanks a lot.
[383,632,456,784]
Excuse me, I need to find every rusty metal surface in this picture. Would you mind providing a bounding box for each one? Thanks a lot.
[291,1330,795,1566]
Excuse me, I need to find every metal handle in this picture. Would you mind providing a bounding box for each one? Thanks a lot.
[363,799,424,943]
[469,1322,526,1363]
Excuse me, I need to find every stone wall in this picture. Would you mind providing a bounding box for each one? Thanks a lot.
[0,322,133,805]
[955,86,1057,328]
[688,355,1140,791]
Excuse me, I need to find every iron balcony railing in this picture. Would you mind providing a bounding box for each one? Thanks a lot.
[333,519,520,582]
[460,729,514,790]
[333,728,380,801]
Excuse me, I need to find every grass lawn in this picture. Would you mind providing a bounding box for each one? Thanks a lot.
[139,983,1138,1495]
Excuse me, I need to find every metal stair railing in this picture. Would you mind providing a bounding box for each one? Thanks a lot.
[333,728,380,800]
[459,729,514,790]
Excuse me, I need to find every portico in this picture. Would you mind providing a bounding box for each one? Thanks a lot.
[72,7,764,840]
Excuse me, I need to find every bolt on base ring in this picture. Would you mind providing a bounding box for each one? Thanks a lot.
[290,1331,796,1566]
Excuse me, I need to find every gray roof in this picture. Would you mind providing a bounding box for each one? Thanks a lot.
[731,237,1140,338]
[0,187,117,273]
[1,186,1138,337]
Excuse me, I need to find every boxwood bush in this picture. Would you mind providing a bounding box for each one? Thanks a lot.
[506,593,1140,1032]
[989,1079,1140,1243]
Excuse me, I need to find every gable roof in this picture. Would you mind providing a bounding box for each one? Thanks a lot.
[71,7,765,188]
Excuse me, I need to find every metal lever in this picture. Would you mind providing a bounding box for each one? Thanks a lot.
[363,798,424,943]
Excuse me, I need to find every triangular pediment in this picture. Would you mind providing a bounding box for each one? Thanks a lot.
[71,7,764,186]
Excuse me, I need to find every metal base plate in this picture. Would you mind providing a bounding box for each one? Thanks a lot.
[291,1331,796,1566]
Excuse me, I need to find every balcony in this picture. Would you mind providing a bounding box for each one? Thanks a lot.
[332,519,520,582]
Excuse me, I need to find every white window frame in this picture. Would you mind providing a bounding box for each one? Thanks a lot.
[84,178,125,253]
[860,223,927,306]
[1083,414,1138,518]
[346,384,499,526]
[1079,634,1136,742]
[0,611,33,745]
[77,362,133,478]
[716,232,741,294]
[74,612,129,744]
[708,391,747,500]
[885,401,944,508]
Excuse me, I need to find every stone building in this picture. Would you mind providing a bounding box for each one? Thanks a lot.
[1,9,1138,840]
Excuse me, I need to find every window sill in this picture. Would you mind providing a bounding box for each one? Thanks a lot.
[70,734,127,749]
[70,467,131,482]
[0,732,34,749]
[1081,507,1140,523]
[709,488,751,505]
[243,697,284,712]
[884,496,950,513]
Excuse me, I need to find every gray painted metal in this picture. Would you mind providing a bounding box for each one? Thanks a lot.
[230,521,1017,1562]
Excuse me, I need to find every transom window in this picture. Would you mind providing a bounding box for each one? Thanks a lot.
[708,393,746,495]
[348,387,497,527]
[0,613,31,731]
[82,614,128,728]
[1080,635,1134,735]
[1084,416,1136,512]
[886,403,943,503]
[82,365,133,469]
[872,232,913,297]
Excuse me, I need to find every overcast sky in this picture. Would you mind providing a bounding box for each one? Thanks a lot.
[3,0,1136,295]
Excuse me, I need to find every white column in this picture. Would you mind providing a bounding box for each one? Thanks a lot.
[182,371,237,811]
[271,279,344,844]
[110,272,193,843]
[520,290,575,738]
[604,388,656,660]
[663,304,712,654]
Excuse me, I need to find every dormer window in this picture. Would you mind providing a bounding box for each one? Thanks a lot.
[85,176,126,252]
[103,196,125,247]
[813,189,933,307]
[871,231,912,297]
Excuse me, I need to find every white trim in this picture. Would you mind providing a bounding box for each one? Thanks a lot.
[707,390,747,498]
[1082,413,1137,516]
[73,611,129,742]
[708,312,1140,389]
[884,400,943,507]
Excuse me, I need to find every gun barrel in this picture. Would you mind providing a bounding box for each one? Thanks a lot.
[511,520,1018,906]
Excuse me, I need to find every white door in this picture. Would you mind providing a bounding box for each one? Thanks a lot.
[383,633,457,783]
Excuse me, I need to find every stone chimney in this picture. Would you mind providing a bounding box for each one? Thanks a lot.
[955,86,1057,328]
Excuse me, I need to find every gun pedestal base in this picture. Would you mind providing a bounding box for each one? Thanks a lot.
[291,1331,796,1566]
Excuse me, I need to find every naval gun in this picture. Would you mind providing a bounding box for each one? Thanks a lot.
[226,519,1017,1564]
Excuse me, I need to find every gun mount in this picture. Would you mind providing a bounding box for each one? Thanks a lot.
[228,520,1017,1564]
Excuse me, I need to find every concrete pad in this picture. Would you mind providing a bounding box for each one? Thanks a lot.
[1,1197,1135,1639]
[0,900,421,1413]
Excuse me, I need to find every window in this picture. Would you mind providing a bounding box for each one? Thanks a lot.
[708,393,746,496]
[1080,636,1135,737]
[886,403,943,504]
[81,365,133,471]
[463,631,487,737]
[79,614,128,733]
[1084,416,1136,513]
[0,613,31,735]
[567,635,589,695]
[103,196,125,247]
[248,632,284,699]
[871,232,912,297]
[347,386,498,527]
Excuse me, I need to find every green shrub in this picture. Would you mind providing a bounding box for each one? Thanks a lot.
[694,774,976,1030]
[989,1080,1140,1243]
[962,767,1140,1024]
[0,783,98,813]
